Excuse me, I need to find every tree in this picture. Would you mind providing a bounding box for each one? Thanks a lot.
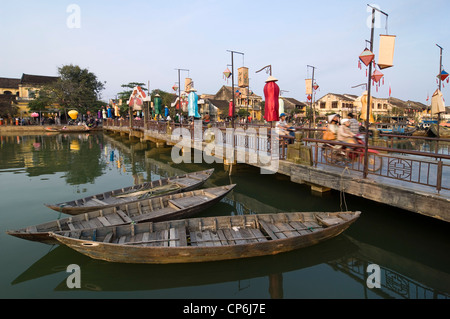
[51,64,105,114]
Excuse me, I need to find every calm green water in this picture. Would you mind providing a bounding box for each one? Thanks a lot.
[0,131,449,299]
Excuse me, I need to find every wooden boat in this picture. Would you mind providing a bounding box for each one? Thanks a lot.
[49,211,361,264]
[45,169,214,215]
[427,123,450,138]
[7,184,235,245]
[45,126,91,133]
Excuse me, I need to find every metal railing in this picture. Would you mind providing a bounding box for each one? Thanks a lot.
[104,119,449,192]
[304,137,450,192]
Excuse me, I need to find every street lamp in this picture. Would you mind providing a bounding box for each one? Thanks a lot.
[226,50,244,128]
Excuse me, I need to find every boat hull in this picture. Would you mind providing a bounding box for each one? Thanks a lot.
[50,212,361,264]
[7,184,235,245]
[45,169,214,215]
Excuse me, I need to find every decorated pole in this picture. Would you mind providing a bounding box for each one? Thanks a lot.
[436,44,444,138]
[227,50,244,128]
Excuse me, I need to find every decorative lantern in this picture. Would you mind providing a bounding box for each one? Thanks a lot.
[437,70,449,82]
[313,82,319,91]
[172,83,179,92]
[359,48,375,67]
[238,67,249,88]
[188,89,200,118]
[378,34,396,69]
[31,112,39,118]
[371,70,384,83]
[68,110,78,120]
[307,95,312,101]
[228,100,234,117]
[154,94,162,115]
[263,76,280,122]
[223,68,232,79]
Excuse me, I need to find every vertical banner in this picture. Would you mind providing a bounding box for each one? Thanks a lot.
[305,79,312,95]
[378,35,396,70]
[185,78,193,92]
[238,67,249,88]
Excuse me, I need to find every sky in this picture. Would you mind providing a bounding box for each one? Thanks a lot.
[1,0,449,105]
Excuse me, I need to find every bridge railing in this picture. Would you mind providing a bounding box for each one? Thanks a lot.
[304,137,450,192]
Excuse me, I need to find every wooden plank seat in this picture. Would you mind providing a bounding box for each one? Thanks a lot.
[168,195,209,209]
[131,206,179,222]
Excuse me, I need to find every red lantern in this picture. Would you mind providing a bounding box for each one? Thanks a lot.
[307,95,312,101]
[437,70,449,82]
[371,70,384,83]
[228,100,234,117]
[359,48,375,67]
[172,83,179,92]
[263,76,280,122]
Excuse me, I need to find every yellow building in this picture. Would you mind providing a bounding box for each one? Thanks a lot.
[0,73,59,116]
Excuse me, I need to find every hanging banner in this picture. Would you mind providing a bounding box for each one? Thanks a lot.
[238,67,249,88]
[378,35,396,70]
[184,78,193,92]
[305,79,312,95]
[431,89,445,114]
[278,97,285,115]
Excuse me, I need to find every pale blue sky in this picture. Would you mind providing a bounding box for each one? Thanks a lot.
[1,0,449,104]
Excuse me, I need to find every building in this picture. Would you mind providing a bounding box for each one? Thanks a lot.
[280,97,308,116]
[0,73,59,117]
[315,92,429,122]
[200,85,263,121]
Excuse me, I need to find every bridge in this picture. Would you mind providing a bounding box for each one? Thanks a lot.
[103,118,450,223]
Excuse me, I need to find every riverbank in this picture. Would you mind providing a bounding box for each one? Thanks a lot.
[0,125,102,134]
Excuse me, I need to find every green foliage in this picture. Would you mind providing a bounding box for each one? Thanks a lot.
[51,64,105,114]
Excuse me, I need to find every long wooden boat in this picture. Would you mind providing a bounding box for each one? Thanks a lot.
[45,169,214,215]
[7,184,235,245]
[49,211,361,264]
[427,123,450,138]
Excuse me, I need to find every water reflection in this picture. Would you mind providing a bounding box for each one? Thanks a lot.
[2,131,449,299]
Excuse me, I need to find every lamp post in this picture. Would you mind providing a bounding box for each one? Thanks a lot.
[363,5,389,179]
[175,68,189,121]
[227,50,244,128]
[307,65,317,129]
[436,44,444,139]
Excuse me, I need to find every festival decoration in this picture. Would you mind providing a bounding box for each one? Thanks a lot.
[278,97,285,116]
[305,79,312,95]
[228,99,234,117]
[431,89,446,114]
[185,78,193,93]
[359,91,375,123]
[238,67,249,88]
[154,94,162,115]
[437,70,449,82]
[263,76,280,122]
[187,89,200,118]
[68,110,78,120]
[31,112,39,118]
[359,48,375,67]
[223,68,231,79]
[377,35,396,69]
[172,83,179,92]
[127,86,147,111]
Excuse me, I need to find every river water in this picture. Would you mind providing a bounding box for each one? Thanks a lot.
[0,131,448,300]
